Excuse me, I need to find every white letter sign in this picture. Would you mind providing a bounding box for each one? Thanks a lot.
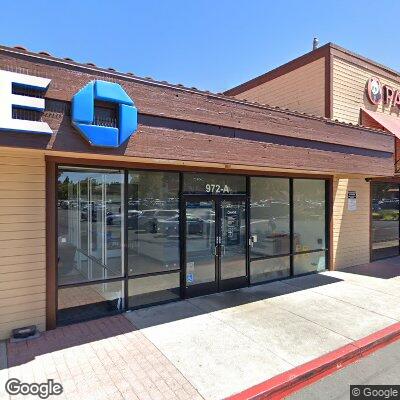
[0,70,52,134]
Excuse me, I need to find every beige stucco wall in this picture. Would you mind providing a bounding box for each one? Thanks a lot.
[332,56,400,124]
[0,148,46,339]
[234,57,325,116]
[332,176,370,270]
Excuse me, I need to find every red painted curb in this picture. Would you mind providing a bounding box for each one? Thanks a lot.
[226,321,400,400]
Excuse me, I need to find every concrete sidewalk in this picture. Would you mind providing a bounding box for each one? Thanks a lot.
[2,257,400,400]
[125,257,400,399]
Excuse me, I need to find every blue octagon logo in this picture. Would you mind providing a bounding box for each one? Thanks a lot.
[71,80,137,147]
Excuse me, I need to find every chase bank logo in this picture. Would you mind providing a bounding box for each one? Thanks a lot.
[72,80,137,147]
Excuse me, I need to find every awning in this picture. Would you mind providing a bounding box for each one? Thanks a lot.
[361,109,400,139]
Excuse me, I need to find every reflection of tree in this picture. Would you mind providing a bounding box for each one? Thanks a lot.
[251,178,288,202]
[372,183,399,221]
[129,172,179,209]
[58,175,70,200]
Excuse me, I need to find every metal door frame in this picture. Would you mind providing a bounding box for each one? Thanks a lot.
[181,194,248,298]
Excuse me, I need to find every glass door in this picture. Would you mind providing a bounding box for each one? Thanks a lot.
[219,197,247,290]
[183,195,248,297]
[184,196,218,297]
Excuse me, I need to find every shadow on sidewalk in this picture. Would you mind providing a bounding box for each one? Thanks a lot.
[341,256,400,279]
[8,257,400,369]
[126,273,344,329]
[6,314,136,368]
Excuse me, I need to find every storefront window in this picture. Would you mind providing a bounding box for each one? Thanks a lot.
[249,177,290,282]
[293,251,326,275]
[250,178,290,257]
[183,173,246,194]
[250,256,290,283]
[127,171,180,275]
[293,179,326,275]
[57,281,124,326]
[128,272,180,308]
[293,179,326,251]
[56,167,329,324]
[371,182,400,260]
[57,168,124,286]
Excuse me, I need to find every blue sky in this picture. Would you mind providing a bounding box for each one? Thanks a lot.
[1,0,399,92]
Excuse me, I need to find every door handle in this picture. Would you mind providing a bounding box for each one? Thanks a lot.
[221,244,226,256]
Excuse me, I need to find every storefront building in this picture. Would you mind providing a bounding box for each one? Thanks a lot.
[0,43,397,339]
[226,42,400,264]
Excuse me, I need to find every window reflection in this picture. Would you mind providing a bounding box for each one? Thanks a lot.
[250,256,290,283]
[250,178,290,283]
[127,171,180,275]
[293,251,326,275]
[185,200,216,286]
[128,272,180,308]
[57,168,124,286]
[250,178,290,257]
[372,182,400,260]
[293,179,326,253]
[57,281,124,325]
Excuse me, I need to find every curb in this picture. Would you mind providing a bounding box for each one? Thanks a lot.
[226,321,400,400]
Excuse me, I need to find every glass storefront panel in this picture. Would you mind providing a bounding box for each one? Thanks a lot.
[371,182,400,260]
[250,177,290,258]
[56,167,330,325]
[127,171,180,275]
[293,179,326,253]
[185,199,216,286]
[58,168,124,286]
[183,173,246,194]
[250,256,290,283]
[220,199,247,280]
[293,250,326,275]
[57,280,124,325]
[128,272,180,308]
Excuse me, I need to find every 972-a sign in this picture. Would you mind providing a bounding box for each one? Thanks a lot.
[205,183,231,194]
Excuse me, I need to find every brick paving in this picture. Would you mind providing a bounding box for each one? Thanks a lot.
[4,315,204,400]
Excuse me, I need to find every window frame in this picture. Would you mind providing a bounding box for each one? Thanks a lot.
[53,162,331,327]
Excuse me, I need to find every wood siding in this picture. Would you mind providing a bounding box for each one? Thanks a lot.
[332,177,370,269]
[0,148,46,339]
[332,56,400,124]
[0,49,394,155]
[233,58,326,117]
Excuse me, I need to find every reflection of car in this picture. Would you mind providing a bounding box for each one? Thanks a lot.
[127,209,142,229]
[372,201,381,212]
[157,214,203,236]
[137,209,157,231]
[81,203,114,225]
[150,210,179,233]
[379,199,399,210]
[58,200,78,209]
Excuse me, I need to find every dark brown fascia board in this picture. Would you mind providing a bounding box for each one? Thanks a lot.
[0,44,391,138]
[223,43,331,96]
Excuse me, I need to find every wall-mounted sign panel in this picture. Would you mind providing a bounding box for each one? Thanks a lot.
[71,80,138,148]
[348,191,357,211]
